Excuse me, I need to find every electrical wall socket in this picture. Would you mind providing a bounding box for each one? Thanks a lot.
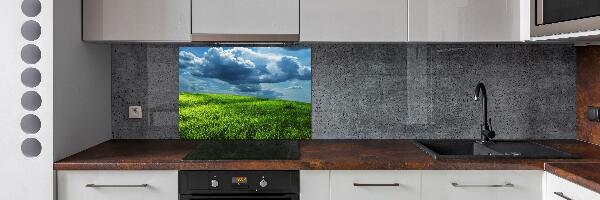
[128,106,143,119]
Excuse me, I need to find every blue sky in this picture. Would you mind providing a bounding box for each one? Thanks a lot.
[179,47,311,103]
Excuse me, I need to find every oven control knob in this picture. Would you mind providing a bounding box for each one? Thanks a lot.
[210,180,219,188]
[259,179,268,188]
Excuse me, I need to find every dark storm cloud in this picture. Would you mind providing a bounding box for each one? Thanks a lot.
[179,47,311,92]
[281,47,306,51]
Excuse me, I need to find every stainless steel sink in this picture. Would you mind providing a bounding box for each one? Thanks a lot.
[413,140,577,159]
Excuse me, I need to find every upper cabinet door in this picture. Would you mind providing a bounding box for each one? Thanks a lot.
[300,0,408,42]
[191,0,300,41]
[409,0,529,42]
[82,0,191,42]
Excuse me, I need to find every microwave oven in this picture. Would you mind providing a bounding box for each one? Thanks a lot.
[532,0,600,37]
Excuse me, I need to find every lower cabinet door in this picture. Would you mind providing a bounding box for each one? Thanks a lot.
[300,170,331,200]
[545,172,600,200]
[57,170,178,200]
[421,170,543,200]
[330,170,421,200]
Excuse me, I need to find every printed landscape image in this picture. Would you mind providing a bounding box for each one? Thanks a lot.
[179,47,312,140]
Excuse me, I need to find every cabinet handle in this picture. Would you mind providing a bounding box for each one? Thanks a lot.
[353,183,400,187]
[553,192,573,200]
[451,182,514,188]
[85,184,149,188]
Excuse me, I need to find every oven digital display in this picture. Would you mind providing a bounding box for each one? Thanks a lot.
[232,176,248,185]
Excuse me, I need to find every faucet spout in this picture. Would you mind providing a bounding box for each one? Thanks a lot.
[474,83,495,142]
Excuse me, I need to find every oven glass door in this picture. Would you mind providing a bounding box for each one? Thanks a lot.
[181,194,299,200]
[538,0,600,25]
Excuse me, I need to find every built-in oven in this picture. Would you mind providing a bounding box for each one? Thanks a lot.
[179,171,299,200]
[532,0,600,37]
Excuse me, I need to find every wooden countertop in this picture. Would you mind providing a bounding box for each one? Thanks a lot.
[54,139,600,170]
[545,162,600,194]
[54,139,600,194]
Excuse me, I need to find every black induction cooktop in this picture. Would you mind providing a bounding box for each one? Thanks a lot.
[183,140,300,160]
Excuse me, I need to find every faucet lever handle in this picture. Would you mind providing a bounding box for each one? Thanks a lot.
[488,118,496,140]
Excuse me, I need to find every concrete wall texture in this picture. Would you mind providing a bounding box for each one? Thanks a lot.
[112,44,576,140]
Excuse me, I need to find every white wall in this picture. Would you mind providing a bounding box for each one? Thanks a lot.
[53,0,112,161]
[0,0,109,198]
[0,0,54,199]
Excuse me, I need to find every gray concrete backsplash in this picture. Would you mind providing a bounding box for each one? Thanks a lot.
[112,44,576,139]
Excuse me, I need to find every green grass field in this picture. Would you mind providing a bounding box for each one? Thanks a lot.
[178,92,311,140]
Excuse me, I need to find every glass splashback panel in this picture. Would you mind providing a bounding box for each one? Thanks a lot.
[178,47,311,140]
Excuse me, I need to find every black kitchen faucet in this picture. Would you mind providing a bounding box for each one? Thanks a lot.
[474,82,495,143]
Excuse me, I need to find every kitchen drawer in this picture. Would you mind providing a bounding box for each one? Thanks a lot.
[421,170,543,200]
[57,170,178,200]
[545,172,600,200]
[330,170,420,200]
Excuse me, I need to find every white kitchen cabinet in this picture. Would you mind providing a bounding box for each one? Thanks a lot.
[421,170,543,200]
[330,170,421,200]
[300,0,408,42]
[191,0,299,41]
[57,170,178,200]
[545,172,600,200]
[301,170,331,200]
[409,0,529,42]
[82,0,191,41]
